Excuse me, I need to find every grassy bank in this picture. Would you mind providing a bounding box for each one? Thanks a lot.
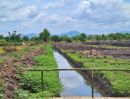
[59,49,130,96]
[18,44,61,99]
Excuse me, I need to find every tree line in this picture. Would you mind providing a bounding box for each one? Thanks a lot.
[0,28,130,45]
[51,32,130,42]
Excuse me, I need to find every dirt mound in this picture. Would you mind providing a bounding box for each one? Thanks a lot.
[79,49,101,57]
[54,42,130,59]
[85,41,130,47]
[22,48,43,67]
[1,57,19,99]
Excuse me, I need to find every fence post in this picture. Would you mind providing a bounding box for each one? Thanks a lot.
[41,70,44,91]
[91,69,94,98]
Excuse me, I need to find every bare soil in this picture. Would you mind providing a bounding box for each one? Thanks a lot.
[54,43,130,59]
[85,41,130,47]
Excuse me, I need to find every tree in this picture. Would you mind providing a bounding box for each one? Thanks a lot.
[95,35,102,41]
[78,33,86,42]
[23,36,29,41]
[61,35,72,42]
[0,35,4,39]
[31,37,40,41]
[51,35,61,42]
[0,39,8,46]
[9,31,21,42]
[101,34,106,40]
[39,28,50,42]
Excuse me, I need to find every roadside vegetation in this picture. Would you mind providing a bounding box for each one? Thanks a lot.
[18,44,61,99]
[0,42,62,99]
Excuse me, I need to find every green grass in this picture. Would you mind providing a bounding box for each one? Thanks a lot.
[0,58,3,64]
[18,44,62,99]
[63,50,130,96]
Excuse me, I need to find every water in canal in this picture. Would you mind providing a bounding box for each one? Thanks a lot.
[53,51,102,97]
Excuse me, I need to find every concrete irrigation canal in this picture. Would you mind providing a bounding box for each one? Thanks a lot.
[54,51,102,97]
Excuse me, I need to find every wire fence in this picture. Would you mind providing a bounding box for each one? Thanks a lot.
[27,68,130,98]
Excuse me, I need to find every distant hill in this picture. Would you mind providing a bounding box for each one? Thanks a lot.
[26,33,38,39]
[19,34,25,38]
[120,31,130,33]
[20,33,38,39]
[61,31,80,37]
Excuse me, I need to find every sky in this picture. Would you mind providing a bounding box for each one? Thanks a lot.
[0,0,130,35]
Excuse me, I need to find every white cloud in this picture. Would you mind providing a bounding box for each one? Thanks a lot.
[35,0,130,30]
[42,14,77,25]
[0,0,38,23]
[75,0,130,25]
[0,0,21,20]
[43,0,71,10]
[0,0,130,35]
[14,5,38,20]
[0,0,22,9]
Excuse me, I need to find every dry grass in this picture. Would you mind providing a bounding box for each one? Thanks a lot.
[0,48,5,55]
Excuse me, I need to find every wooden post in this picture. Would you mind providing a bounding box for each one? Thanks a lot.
[41,70,44,91]
[91,69,94,98]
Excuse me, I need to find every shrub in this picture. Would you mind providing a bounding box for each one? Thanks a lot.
[3,46,18,52]
[0,39,9,46]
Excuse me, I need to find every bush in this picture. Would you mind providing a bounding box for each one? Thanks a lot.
[3,46,18,53]
[0,39,9,46]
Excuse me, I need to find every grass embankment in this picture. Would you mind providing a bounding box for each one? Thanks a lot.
[0,59,3,64]
[18,44,61,99]
[61,50,130,96]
